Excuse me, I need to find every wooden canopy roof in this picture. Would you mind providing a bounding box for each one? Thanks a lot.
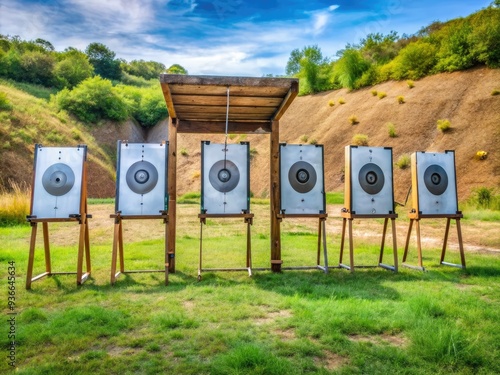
[160,75,299,133]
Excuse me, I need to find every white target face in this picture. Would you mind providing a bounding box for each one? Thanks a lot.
[201,142,249,214]
[31,145,86,219]
[346,145,394,215]
[280,144,325,214]
[412,151,458,215]
[116,142,168,215]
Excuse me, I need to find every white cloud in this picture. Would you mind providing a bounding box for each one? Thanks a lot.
[307,4,339,35]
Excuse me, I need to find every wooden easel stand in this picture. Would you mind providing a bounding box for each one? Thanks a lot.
[339,211,398,272]
[26,215,91,289]
[277,213,329,273]
[402,212,466,271]
[198,213,254,280]
[110,212,170,285]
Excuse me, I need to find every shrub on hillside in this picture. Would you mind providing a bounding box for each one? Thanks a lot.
[352,133,368,146]
[371,90,378,96]
[396,153,411,169]
[406,80,415,88]
[328,99,335,107]
[0,92,12,110]
[387,122,397,137]
[475,150,488,160]
[338,97,346,104]
[492,89,500,96]
[300,134,309,143]
[52,76,128,123]
[378,91,387,99]
[391,41,438,80]
[348,115,359,125]
[436,119,451,132]
[397,95,405,103]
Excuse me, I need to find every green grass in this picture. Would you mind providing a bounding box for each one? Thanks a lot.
[326,191,344,204]
[0,78,58,101]
[1,202,499,374]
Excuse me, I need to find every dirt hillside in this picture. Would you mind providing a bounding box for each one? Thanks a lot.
[163,67,499,202]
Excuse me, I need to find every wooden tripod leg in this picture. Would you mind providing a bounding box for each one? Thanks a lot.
[317,218,322,265]
[348,218,354,273]
[416,219,423,268]
[198,220,203,280]
[456,218,466,268]
[379,218,389,264]
[339,218,347,265]
[76,218,86,285]
[42,222,51,274]
[246,218,252,276]
[84,219,91,274]
[110,218,120,285]
[164,217,169,286]
[118,219,124,273]
[391,218,398,272]
[26,223,38,290]
[321,219,329,273]
[440,218,451,264]
[403,219,414,262]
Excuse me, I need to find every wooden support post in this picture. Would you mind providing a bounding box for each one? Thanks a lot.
[168,117,177,273]
[348,218,354,273]
[26,223,38,290]
[270,120,281,272]
[42,222,51,274]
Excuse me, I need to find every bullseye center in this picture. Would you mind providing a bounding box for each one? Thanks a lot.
[218,169,231,183]
[366,171,377,185]
[296,169,309,183]
[134,169,149,184]
[431,173,441,185]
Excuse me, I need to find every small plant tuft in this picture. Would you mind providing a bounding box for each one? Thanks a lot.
[348,114,359,125]
[338,97,346,104]
[475,151,488,160]
[300,134,309,143]
[491,89,500,96]
[436,119,451,132]
[407,80,415,88]
[396,153,411,169]
[371,90,378,96]
[352,133,369,146]
[378,91,387,99]
[397,95,405,104]
[0,92,13,110]
[249,147,258,160]
[328,99,335,107]
[180,147,189,156]
[228,134,237,140]
[191,170,200,179]
[387,122,397,137]
[309,138,318,145]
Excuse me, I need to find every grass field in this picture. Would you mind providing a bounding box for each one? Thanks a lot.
[1,201,499,374]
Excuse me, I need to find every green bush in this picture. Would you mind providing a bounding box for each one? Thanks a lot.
[352,133,368,146]
[396,153,411,169]
[387,122,397,137]
[371,90,378,96]
[334,49,370,89]
[407,80,415,88]
[0,91,12,110]
[473,187,493,208]
[378,91,387,99]
[436,119,451,132]
[348,114,359,125]
[391,41,438,80]
[52,76,129,123]
[397,95,405,104]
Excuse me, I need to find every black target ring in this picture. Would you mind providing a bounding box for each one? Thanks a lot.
[358,163,385,195]
[42,163,75,196]
[126,160,158,194]
[209,160,240,193]
[288,161,317,193]
[424,164,448,195]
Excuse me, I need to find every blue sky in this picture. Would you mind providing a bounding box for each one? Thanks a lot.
[0,0,493,76]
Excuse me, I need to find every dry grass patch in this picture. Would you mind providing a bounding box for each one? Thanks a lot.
[349,334,407,348]
[254,309,292,325]
[314,350,349,371]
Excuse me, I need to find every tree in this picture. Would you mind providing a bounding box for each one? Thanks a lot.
[54,49,94,88]
[285,45,331,94]
[166,64,187,74]
[85,42,121,80]
[20,50,55,86]
[333,49,370,89]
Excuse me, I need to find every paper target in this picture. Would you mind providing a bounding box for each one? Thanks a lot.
[115,141,168,215]
[201,141,249,214]
[31,145,86,219]
[412,151,458,215]
[345,145,394,215]
[280,144,325,214]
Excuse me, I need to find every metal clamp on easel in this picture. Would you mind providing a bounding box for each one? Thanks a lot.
[198,212,254,280]
[26,144,91,289]
[339,145,399,272]
[402,151,466,271]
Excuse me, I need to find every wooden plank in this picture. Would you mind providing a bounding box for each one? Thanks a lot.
[168,85,290,97]
[171,94,282,107]
[167,117,177,273]
[175,105,277,115]
[176,113,273,121]
[270,120,281,272]
[177,120,271,134]
[272,81,299,121]
[160,75,298,89]
[161,82,176,119]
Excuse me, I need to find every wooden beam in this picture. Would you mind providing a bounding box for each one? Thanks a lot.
[270,120,281,272]
[161,82,176,119]
[167,117,177,273]
[175,104,276,115]
[272,81,299,121]
[171,94,282,107]
[177,120,271,134]
[168,85,290,97]
[160,74,299,90]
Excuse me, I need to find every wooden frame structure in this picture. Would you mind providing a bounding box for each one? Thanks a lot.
[110,212,170,285]
[26,159,91,289]
[198,213,254,280]
[160,75,298,273]
[402,212,466,271]
[339,212,398,272]
[277,213,329,273]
